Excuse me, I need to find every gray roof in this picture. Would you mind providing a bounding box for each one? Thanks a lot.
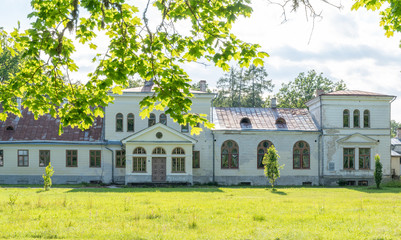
[324,90,394,97]
[391,138,401,145]
[212,107,318,131]
[391,150,401,157]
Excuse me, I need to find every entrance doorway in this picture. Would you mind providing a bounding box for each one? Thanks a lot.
[152,157,166,182]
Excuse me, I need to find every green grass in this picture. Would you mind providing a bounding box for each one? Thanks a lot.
[0,186,401,239]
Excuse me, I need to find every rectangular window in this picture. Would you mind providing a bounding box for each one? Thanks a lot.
[116,150,126,168]
[172,157,185,172]
[343,148,355,169]
[0,150,3,166]
[193,151,200,168]
[359,148,370,170]
[181,123,189,133]
[66,150,78,167]
[18,150,29,167]
[39,150,50,167]
[90,150,101,168]
[133,157,146,172]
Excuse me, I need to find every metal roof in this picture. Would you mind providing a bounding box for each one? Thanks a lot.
[391,138,401,145]
[323,90,394,97]
[0,108,103,142]
[391,150,401,157]
[212,107,319,131]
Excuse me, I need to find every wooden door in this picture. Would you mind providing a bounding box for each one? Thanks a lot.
[152,157,166,182]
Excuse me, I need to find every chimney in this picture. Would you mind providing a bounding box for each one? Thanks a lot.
[271,98,277,109]
[315,89,325,97]
[199,80,207,92]
[397,128,401,139]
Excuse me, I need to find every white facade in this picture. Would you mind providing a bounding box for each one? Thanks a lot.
[0,88,395,186]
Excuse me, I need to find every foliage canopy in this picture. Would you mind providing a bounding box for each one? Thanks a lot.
[0,0,268,134]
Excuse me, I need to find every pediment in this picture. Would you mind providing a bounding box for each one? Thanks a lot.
[337,133,378,145]
[121,123,196,144]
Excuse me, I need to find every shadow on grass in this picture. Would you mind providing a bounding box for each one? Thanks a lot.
[268,189,287,195]
[66,186,224,193]
[346,186,401,194]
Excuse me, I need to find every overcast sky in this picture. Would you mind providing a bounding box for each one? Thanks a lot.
[2,0,401,122]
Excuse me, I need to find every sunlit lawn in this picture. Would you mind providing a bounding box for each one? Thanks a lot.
[0,186,400,239]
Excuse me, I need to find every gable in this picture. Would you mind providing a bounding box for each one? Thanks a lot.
[337,133,378,145]
[121,123,196,144]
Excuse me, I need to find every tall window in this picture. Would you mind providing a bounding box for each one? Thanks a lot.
[343,110,350,128]
[193,151,200,168]
[66,150,78,167]
[133,147,146,172]
[293,141,310,169]
[148,113,156,127]
[257,140,273,169]
[18,150,29,167]
[116,150,126,168]
[127,113,134,132]
[90,150,101,168]
[152,147,166,154]
[160,113,167,125]
[172,147,185,172]
[359,148,370,170]
[353,110,360,128]
[181,123,189,133]
[343,148,355,169]
[221,140,239,169]
[363,110,370,128]
[116,113,123,132]
[39,150,50,167]
[0,150,3,166]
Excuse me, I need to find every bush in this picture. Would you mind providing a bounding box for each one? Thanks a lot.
[262,145,284,190]
[42,162,54,191]
[374,154,382,189]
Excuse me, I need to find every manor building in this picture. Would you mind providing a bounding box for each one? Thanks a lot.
[0,82,395,186]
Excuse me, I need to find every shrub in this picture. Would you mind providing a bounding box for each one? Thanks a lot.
[374,154,382,189]
[262,145,284,190]
[42,162,54,191]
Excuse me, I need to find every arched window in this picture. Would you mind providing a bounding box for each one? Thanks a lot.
[127,113,134,132]
[363,110,370,128]
[221,140,239,169]
[133,147,146,172]
[276,118,286,128]
[293,141,310,169]
[152,147,166,154]
[148,113,156,127]
[160,113,167,125]
[240,118,251,128]
[6,126,14,131]
[172,147,185,172]
[353,110,360,128]
[257,140,273,169]
[343,110,350,128]
[116,113,123,132]
[172,147,185,155]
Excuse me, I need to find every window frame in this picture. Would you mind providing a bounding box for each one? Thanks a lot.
[221,140,239,169]
[293,141,310,169]
[359,148,370,170]
[257,140,273,169]
[39,150,50,167]
[343,148,355,170]
[193,151,200,169]
[17,149,29,167]
[116,113,123,132]
[159,113,167,125]
[152,147,166,155]
[133,147,146,172]
[363,110,370,128]
[66,150,78,167]
[172,157,186,173]
[148,113,156,127]
[181,123,189,133]
[89,150,101,168]
[343,109,350,128]
[127,113,134,132]
[0,150,3,167]
[353,110,360,128]
[115,150,126,168]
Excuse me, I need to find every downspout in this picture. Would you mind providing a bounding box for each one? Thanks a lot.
[319,96,324,185]
[211,93,217,183]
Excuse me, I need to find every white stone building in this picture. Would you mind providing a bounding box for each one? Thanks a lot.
[0,83,396,186]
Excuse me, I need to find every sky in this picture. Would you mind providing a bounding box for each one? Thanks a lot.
[1,0,401,122]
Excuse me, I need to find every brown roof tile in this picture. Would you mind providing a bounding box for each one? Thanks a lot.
[0,108,103,142]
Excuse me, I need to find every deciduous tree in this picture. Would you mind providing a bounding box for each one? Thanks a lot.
[0,0,268,135]
[276,70,346,108]
[262,145,283,190]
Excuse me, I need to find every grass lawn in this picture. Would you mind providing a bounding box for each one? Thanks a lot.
[0,186,401,239]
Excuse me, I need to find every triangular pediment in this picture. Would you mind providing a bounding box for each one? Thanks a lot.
[121,123,196,144]
[337,133,378,145]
